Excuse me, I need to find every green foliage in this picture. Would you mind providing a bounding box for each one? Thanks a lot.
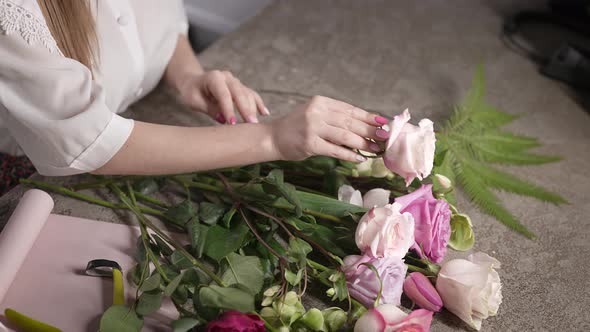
[136,291,164,316]
[220,253,264,295]
[199,201,226,225]
[164,200,196,227]
[99,305,143,332]
[204,223,250,261]
[199,285,255,312]
[263,169,304,217]
[187,217,208,258]
[435,66,567,238]
[139,273,161,292]
[172,318,200,332]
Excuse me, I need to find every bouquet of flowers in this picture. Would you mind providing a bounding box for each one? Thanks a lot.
[23,67,565,331]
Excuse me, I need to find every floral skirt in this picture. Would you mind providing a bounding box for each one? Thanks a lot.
[0,153,35,196]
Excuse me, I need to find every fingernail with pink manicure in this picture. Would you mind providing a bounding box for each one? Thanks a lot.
[370,142,381,152]
[376,128,390,139]
[247,116,259,123]
[375,115,389,125]
[356,155,367,162]
[229,116,237,125]
[263,107,271,116]
[215,113,226,124]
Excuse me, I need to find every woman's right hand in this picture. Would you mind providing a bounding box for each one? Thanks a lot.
[268,96,391,163]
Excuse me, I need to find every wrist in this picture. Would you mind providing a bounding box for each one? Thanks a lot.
[260,122,283,162]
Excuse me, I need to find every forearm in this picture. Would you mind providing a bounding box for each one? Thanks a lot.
[94,121,279,175]
[163,35,204,92]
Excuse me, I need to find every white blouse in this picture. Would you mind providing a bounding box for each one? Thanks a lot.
[0,0,188,175]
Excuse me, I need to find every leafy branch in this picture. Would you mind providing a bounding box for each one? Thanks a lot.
[434,66,567,238]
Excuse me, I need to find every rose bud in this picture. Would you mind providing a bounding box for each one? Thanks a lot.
[354,304,433,332]
[403,272,443,312]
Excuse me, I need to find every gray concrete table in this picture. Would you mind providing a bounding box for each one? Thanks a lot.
[2,1,589,331]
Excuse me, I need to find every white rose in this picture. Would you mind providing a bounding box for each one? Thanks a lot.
[355,203,414,258]
[436,252,502,330]
[338,185,390,209]
[383,109,436,186]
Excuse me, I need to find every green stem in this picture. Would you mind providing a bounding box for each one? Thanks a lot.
[20,178,171,221]
[176,176,346,224]
[109,184,224,287]
[134,191,169,208]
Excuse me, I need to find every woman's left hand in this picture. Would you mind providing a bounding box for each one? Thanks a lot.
[177,70,269,124]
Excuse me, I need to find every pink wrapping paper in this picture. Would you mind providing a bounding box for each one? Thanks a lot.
[0,190,177,331]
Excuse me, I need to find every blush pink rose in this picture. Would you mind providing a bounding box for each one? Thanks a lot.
[403,272,443,312]
[354,304,433,332]
[355,203,414,259]
[383,109,436,186]
[206,311,265,332]
[395,184,451,264]
[343,254,407,308]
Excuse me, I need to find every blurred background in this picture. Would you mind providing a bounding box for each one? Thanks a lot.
[183,0,272,51]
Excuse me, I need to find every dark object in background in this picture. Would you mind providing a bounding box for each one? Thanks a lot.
[503,0,590,92]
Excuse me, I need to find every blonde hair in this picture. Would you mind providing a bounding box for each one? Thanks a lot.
[37,0,98,70]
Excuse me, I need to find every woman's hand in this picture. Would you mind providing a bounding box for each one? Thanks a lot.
[267,96,390,163]
[177,70,269,124]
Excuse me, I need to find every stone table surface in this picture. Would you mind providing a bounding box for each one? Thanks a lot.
[1,1,590,331]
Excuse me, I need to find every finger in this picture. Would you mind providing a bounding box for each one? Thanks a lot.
[325,115,384,141]
[322,126,381,152]
[315,139,368,163]
[320,97,388,126]
[252,90,269,116]
[227,78,257,124]
[208,74,235,124]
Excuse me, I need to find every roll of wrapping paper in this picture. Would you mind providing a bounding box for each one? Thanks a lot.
[0,190,54,302]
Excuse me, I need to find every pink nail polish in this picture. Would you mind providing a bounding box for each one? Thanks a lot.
[376,129,390,139]
[370,142,381,152]
[229,116,237,125]
[263,107,271,116]
[215,113,226,124]
[356,155,367,162]
[375,115,389,125]
[247,116,259,123]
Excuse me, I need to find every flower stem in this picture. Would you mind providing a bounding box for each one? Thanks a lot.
[109,184,224,286]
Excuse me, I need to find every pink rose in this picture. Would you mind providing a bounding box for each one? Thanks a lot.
[354,304,433,332]
[355,203,414,259]
[343,255,407,308]
[383,109,436,186]
[395,184,451,263]
[206,311,265,332]
[403,272,443,312]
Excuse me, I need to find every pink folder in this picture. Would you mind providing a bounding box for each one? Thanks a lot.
[0,190,178,331]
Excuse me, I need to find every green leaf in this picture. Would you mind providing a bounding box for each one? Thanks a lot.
[165,273,184,297]
[199,202,226,225]
[99,305,143,332]
[297,191,367,217]
[136,291,163,316]
[172,318,199,332]
[171,250,193,269]
[139,273,161,292]
[199,285,255,312]
[471,161,567,204]
[172,284,189,304]
[456,159,536,238]
[204,223,250,261]
[164,200,196,227]
[286,218,347,257]
[263,169,303,217]
[286,237,312,266]
[222,207,238,228]
[187,218,208,258]
[220,253,264,295]
[448,213,475,251]
[285,269,303,286]
[152,235,173,256]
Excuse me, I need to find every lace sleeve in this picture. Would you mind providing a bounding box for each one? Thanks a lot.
[0,0,60,54]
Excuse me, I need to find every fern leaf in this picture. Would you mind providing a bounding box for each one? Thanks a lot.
[466,161,567,204]
[469,107,519,128]
[454,158,536,238]
[472,130,541,152]
[481,152,562,165]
